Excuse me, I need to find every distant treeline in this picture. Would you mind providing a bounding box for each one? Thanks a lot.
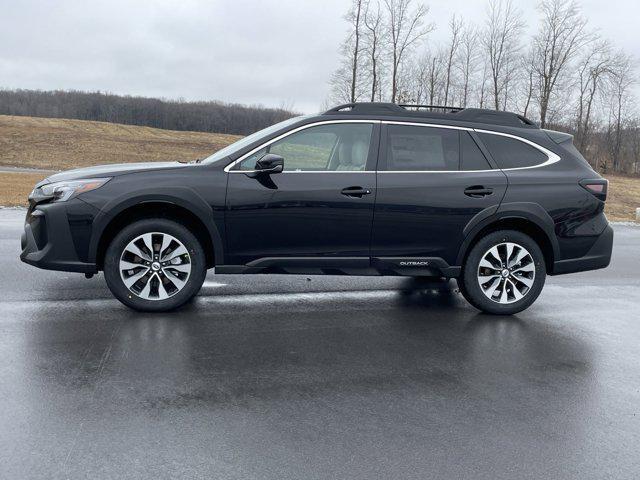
[0,89,296,135]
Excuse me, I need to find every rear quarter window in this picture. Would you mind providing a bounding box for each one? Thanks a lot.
[478,133,548,169]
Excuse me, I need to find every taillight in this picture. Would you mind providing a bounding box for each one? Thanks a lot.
[579,179,608,201]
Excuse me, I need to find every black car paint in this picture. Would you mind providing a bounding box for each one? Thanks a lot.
[20,111,612,279]
[42,161,189,184]
[226,170,378,264]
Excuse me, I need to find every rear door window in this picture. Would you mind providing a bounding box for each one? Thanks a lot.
[461,132,492,170]
[478,133,548,169]
[384,125,459,171]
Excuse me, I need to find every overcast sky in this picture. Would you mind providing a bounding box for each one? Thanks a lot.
[1,0,637,113]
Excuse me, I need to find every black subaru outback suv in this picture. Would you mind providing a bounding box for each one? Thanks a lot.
[21,103,613,314]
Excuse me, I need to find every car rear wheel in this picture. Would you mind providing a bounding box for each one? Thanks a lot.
[457,230,546,315]
[104,218,207,312]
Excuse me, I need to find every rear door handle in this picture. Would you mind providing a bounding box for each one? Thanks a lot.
[464,185,493,197]
[341,186,372,198]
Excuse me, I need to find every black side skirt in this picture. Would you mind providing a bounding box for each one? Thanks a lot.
[216,257,461,278]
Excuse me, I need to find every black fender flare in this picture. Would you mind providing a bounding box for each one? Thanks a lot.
[455,202,560,266]
[87,187,224,265]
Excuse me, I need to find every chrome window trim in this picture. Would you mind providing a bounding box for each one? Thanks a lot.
[279,171,375,174]
[223,118,560,174]
[224,119,380,173]
[377,170,500,174]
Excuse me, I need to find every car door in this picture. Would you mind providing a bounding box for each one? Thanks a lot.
[224,121,380,269]
[370,122,508,270]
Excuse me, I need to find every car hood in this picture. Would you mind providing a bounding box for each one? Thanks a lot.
[41,161,189,185]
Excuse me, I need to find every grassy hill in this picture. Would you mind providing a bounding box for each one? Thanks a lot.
[0,114,638,222]
[0,114,240,170]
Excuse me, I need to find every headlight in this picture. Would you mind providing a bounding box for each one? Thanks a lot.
[31,178,111,203]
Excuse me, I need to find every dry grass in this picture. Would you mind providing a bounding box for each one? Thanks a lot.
[0,114,240,171]
[0,172,48,207]
[604,174,640,222]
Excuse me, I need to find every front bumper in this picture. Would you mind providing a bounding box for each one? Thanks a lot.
[551,224,614,275]
[20,199,99,274]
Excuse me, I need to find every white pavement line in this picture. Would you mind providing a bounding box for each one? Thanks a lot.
[610,221,640,227]
[198,289,399,305]
[0,165,58,174]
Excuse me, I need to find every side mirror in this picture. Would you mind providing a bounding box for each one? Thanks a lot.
[247,154,284,177]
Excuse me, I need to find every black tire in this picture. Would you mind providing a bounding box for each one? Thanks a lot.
[104,218,207,312]
[457,230,546,315]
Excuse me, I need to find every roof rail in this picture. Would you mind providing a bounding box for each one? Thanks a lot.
[516,114,537,126]
[324,103,406,114]
[323,102,538,129]
[398,104,463,113]
[456,108,537,128]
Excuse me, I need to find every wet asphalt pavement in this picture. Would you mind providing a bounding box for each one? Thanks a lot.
[1,209,639,479]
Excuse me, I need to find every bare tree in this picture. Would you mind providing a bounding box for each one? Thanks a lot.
[350,0,364,103]
[443,15,463,106]
[396,65,421,103]
[629,119,640,174]
[477,61,490,109]
[456,25,479,108]
[363,0,385,102]
[606,51,636,172]
[575,39,611,152]
[519,47,537,118]
[328,63,355,104]
[482,0,524,111]
[501,52,521,112]
[532,0,590,128]
[410,53,432,104]
[383,0,433,103]
[413,56,429,104]
[329,0,367,104]
[421,49,445,106]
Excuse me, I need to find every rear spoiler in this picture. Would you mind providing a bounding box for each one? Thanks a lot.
[543,129,573,144]
[544,128,595,171]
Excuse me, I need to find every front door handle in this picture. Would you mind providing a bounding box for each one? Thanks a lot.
[341,186,372,198]
[464,185,493,198]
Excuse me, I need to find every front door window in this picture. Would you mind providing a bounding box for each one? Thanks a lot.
[234,123,374,172]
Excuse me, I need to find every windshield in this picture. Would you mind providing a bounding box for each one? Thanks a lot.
[201,115,311,165]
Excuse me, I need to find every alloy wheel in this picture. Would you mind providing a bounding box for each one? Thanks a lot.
[477,242,535,304]
[119,232,191,300]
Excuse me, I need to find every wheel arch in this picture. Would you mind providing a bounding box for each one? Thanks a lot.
[456,203,559,271]
[90,191,223,270]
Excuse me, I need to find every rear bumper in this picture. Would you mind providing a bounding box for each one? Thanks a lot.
[550,224,613,275]
[20,201,99,274]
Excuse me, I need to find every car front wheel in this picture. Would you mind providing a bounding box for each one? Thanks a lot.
[104,218,207,312]
[458,230,546,315]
